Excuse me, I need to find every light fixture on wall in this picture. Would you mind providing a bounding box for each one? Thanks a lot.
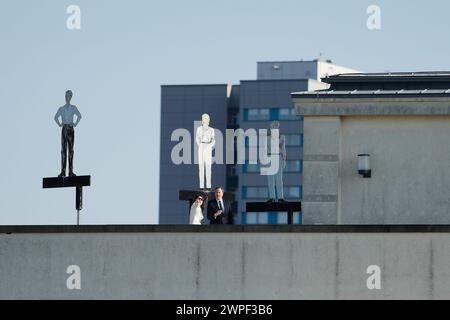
[358,154,371,178]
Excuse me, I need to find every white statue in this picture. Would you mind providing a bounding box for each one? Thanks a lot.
[196,113,215,190]
[267,121,286,202]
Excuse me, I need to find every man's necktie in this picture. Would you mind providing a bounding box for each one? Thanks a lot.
[218,201,223,211]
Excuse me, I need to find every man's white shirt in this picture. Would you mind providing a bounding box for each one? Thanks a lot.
[217,199,224,211]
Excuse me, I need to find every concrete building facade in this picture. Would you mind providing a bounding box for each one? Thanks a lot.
[292,72,450,224]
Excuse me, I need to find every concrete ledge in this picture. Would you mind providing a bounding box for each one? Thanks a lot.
[3,231,450,299]
[3,224,450,233]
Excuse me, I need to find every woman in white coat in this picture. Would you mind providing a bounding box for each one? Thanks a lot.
[189,195,205,225]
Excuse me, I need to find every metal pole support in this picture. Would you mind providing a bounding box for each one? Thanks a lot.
[76,186,82,225]
[76,186,83,211]
[288,206,293,225]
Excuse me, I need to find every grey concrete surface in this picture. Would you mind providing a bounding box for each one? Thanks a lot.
[293,97,450,116]
[339,115,450,224]
[302,117,340,224]
[2,231,450,299]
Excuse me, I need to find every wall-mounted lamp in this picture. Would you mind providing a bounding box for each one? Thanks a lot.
[358,154,371,178]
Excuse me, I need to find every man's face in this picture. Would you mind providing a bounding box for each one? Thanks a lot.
[215,188,223,200]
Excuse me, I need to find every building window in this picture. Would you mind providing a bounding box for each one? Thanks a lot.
[243,163,260,173]
[277,212,287,224]
[242,212,269,224]
[284,186,302,199]
[270,109,278,120]
[258,212,268,224]
[243,186,268,199]
[244,108,270,121]
[241,212,247,224]
[278,108,298,120]
[228,112,239,127]
[244,108,301,121]
[242,211,302,224]
[276,212,302,224]
[284,160,303,173]
[285,134,303,147]
[243,160,302,173]
[268,212,278,224]
[246,212,257,224]
[245,134,303,151]
[242,186,301,199]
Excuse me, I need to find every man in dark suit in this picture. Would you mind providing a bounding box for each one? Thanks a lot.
[207,187,234,224]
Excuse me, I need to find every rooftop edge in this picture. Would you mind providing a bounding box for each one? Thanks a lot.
[2,225,450,234]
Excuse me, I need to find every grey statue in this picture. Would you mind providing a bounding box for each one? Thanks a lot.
[267,121,286,203]
[54,90,82,177]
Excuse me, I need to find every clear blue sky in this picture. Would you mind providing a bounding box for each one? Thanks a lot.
[1,0,449,225]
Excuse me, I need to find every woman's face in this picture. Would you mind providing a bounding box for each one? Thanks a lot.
[202,115,210,126]
[196,197,204,204]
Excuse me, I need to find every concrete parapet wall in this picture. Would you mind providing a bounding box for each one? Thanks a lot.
[0,226,449,299]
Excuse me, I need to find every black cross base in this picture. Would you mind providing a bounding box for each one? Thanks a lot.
[43,175,91,225]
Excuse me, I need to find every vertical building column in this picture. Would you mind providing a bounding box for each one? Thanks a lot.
[302,116,340,224]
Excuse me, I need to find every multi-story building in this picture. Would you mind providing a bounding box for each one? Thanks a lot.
[159,59,360,224]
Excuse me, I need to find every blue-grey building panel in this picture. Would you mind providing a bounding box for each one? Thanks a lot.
[159,85,228,224]
[240,80,309,109]
[237,80,309,224]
